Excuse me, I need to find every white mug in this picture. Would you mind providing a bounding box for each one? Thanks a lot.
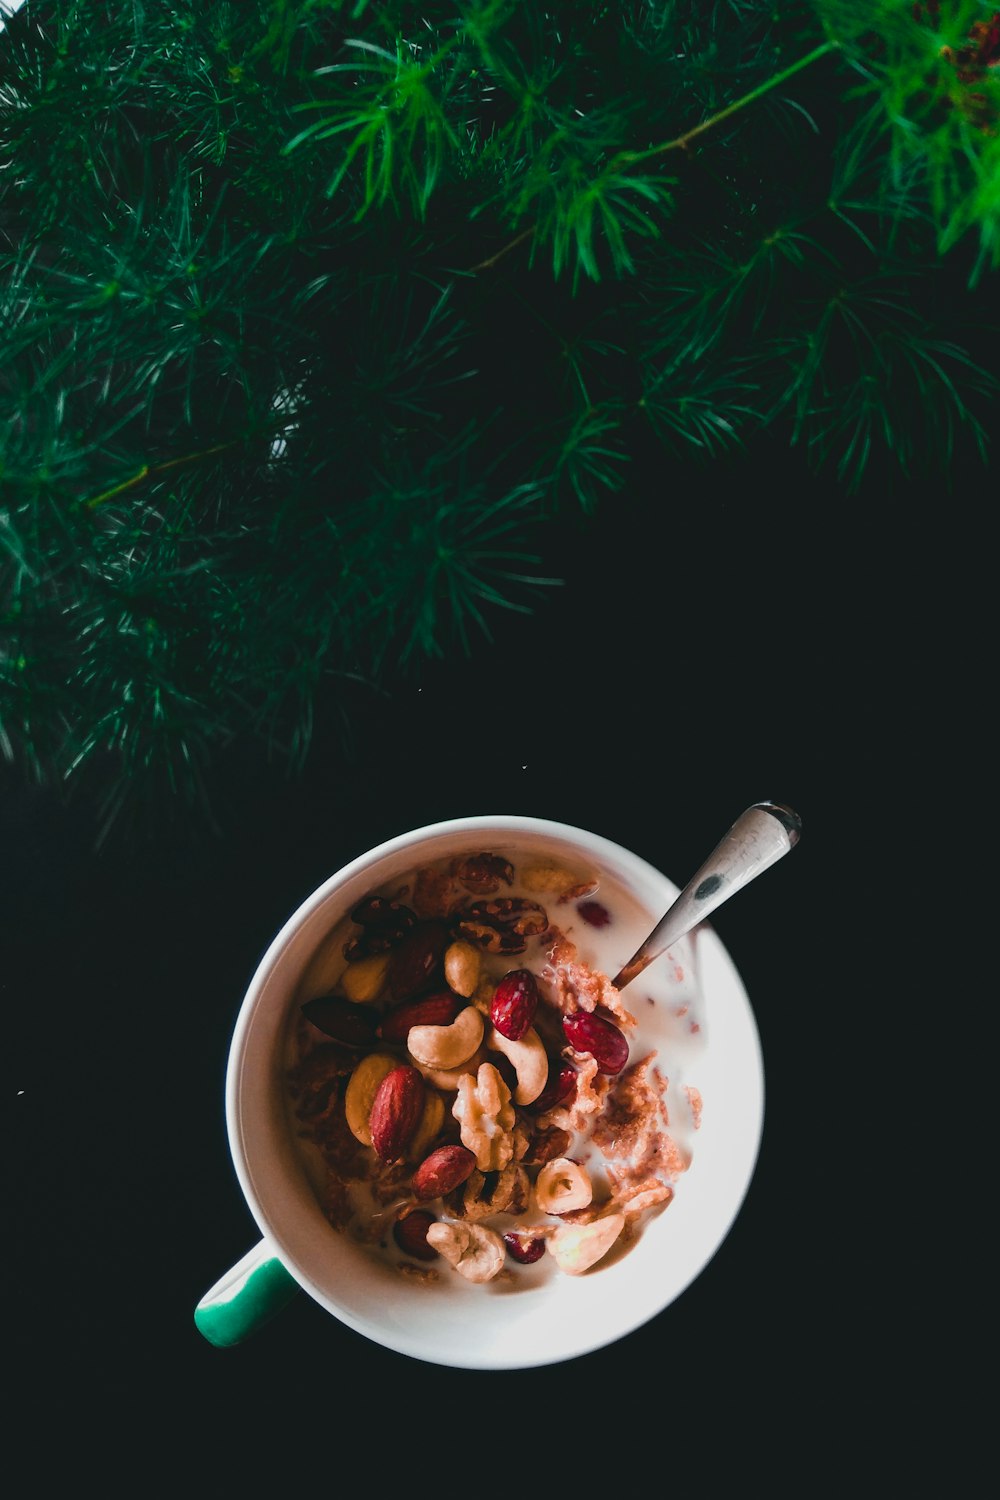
[195,814,765,1369]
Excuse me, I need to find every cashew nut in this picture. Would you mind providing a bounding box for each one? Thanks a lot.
[344,1051,399,1145]
[443,939,481,998]
[535,1156,593,1215]
[339,952,390,1004]
[296,928,350,1003]
[407,1004,484,1070]
[409,1046,485,1092]
[426,1220,506,1283]
[406,1088,447,1161]
[546,1212,625,1275]
[486,1024,548,1105]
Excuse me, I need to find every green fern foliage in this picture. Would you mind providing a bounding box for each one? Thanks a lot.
[1,0,997,829]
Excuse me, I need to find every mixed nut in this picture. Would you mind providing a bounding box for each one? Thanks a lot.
[287,850,680,1285]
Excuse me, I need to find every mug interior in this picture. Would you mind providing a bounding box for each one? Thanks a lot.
[226,815,765,1369]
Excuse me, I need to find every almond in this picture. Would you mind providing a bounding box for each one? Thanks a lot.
[369,1064,425,1163]
[411,1144,478,1202]
[386,920,451,1001]
[378,988,463,1043]
[300,995,380,1047]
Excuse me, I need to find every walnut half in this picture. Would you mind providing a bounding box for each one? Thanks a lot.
[456,897,549,954]
[451,1062,516,1171]
[449,1164,531,1221]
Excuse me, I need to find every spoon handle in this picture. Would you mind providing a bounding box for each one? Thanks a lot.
[612,802,802,990]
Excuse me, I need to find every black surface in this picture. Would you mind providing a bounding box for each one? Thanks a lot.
[6,443,977,1476]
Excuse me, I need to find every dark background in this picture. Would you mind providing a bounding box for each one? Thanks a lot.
[5,438,976,1477]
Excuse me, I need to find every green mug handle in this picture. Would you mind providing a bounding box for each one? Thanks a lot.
[194,1241,300,1348]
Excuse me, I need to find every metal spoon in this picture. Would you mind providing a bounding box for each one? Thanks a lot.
[612,801,802,990]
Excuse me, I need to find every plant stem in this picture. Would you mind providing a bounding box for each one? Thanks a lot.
[471,39,840,273]
[614,41,840,165]
[84,442,238,510]
[467,227,534,274]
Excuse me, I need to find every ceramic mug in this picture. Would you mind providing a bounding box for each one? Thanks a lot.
[194,814,766,1369]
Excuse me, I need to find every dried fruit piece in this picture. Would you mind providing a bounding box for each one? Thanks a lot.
[547,1213,626,1275]
[562,1010,629,1075]
[503,1231,546,1265]
[386,920,451,1001]
[456,897,549,955]
[535,1157,593,1214]
[378,989,463,1043]
[393,1209,439,1261]
[530,1058,578,1113]
[300,995,380,1048]
[490,968,539,1041]
[369,1064,425,1163]
[344,1052,399,1145]
[411,1144,478,1201]
[577,900,611,927]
